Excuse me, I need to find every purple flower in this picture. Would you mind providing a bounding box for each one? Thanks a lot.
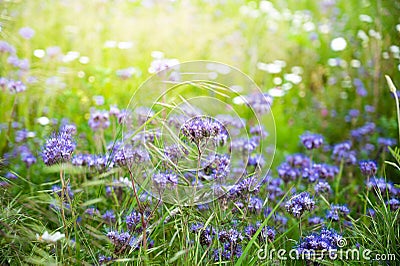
[297,228,342,254]
[113,146,150,167]
[326,204,350,221]
[19,27,35,39]
[7,80,26,93]
[181,116,227,146]
[102,210,116,224]
[153,171,178,190]
[0,41,16,54]
[366,177,398,197]
[332,141,356,165]
[314,180,332,194]
[300,132,324,150]
[387,198,399,211]
[202,154,230,180]
[308,216,324,225]
[246,92,273,115]
[88,109,110,131]
[126,211,141,231]
[359,160,377,177]
[42,128,75,166]
[285,192,315,218]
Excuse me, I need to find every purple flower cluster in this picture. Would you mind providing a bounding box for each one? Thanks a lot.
[113,146,150,167]
[285,192,315,218]
[153,171,178,190]
[41,127,75,166]
[300,132,324,150]
[277,154,310,182]
[314,180,332,194]
[326,204,350,221]
[126,211,141,231]
[297,228,343,254]
[359,160,377,177]
[366,177,399,196]
[202,154,230,180]
[244,222,276,242]
[350,122,375,140]
[88,109,110,131]
[180,116,227,146]
[72,153,111,171]
[1,79,27,93]
[246,92,273,115]
[331,141,356,165]
[106,230,136,250]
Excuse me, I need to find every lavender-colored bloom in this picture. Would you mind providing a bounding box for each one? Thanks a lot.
[5,172,18,180]
[109,104,120,116]
[351,122,375,140]
[42,129,75,166]
[308,216,324,225]
[164,144,187,162]
[246,92,273,115]
[248,197,263,214]
[88,109,110,131]
[247,154,265,168]
[230,138,258,153]
[297,228,342,254]
[215,114,245,129]
[153,171,178,190]
[228,176,259,199]
[7,80,26,93]
[387,198,399,211]
[359,160,377,177]
[19,27,35,39]
[148,58,179,74]
[0,41,16,54]
[181,116,226,146]
[331,141,356,165]
[202,154,230,180]
[314,180,331,194]
[102,210,116,224]
[377,137,396,148]
[364,105,375,113]
[366,177,398,197]
[98,254,112,265]
[126,211,141,231]
[326,204,350,221]
[84,207,100,216]
[300,132,324,150]
[116,67,139,80]
[113,146,150,167]
[285,192,315,218]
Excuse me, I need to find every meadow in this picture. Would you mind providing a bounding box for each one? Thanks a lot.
[0,0,399,265]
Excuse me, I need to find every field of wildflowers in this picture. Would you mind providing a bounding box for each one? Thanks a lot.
[0,0,399,265]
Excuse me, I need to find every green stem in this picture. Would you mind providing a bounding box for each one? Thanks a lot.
[335,159,344,204]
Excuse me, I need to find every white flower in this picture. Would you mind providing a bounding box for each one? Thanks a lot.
[330,37,347,51]
[37,231,65,242]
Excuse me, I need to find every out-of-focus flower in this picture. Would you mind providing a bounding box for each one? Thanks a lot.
[19,27,35,39]
[37,231,65,242]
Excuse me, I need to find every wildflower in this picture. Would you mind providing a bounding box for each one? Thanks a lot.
[113,146,150,167]
[297,228,342,255]
[387,198,400,211]
[326,204,350,221]
[308,216,324,225]
[359,160,377,177]
[202,154,230,180]
[366,177,398,196]
[314,180,332,194]
[153,171,178,190]
[246,92,273,115]
[19,27,35,39]
[84,207,100,216]
[126,211,141,231]
[285,192,315,218]
[36,231,65,242]
[0,41,16,54]
[41,128,75,166]
[300,132,324,150]
[102,210,116,224]
[88,109,110,131]
[181,116,226,146]
[331,141,356,165]
[7,80,26,93]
